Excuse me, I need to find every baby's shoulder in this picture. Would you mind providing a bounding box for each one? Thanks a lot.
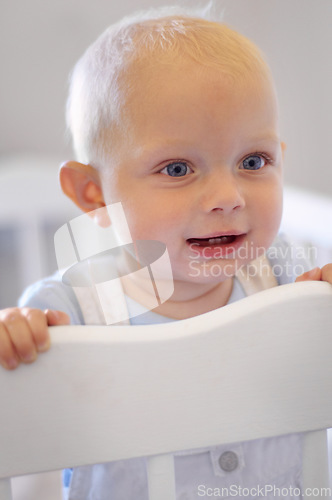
[267,234,315,285]
[18,272,84,325]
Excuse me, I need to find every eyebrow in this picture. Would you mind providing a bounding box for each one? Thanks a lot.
[135,134,281,163]
[134,141,194,161]
[248,134,280,145]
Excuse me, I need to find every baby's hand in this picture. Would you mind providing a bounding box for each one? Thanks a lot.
[0,308,70,370]
[295,264,332,284]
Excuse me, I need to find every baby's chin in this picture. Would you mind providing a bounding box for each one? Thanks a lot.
[173,262,238,287]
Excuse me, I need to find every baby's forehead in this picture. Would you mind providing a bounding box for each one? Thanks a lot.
[113,24,273,109]
[119,51,274,121]
[101,51,276,162]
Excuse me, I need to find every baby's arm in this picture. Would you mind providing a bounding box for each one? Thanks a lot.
[295,264,332,284]
[0,308,70,370]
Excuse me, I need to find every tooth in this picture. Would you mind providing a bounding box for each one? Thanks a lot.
[209,236,230,245]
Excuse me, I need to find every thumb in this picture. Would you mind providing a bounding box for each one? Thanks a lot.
[295,267,322,282]
[321,264,332,284]
[45,310,71,326]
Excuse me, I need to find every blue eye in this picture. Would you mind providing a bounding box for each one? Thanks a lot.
[161,162,191,177]
[242,155,266,170]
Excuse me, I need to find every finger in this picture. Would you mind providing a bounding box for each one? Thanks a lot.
[22,308,50,353]
[45,310,70,326]
[295,267,322,282]
[0,322,19,370]
[321,263,332,284]
[3,309,37,364]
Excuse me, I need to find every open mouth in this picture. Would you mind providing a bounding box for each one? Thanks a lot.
[187,235,238,247]
[186,233,246,258]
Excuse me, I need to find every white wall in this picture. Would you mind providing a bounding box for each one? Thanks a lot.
[1,0,331,197]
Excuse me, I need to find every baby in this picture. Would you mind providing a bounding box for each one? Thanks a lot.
[1,6,332,498]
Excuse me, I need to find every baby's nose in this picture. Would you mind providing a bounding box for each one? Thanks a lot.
[200,171,246,213]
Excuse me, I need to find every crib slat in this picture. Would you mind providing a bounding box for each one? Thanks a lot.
[302,430,331,499]
[147,453,176,500]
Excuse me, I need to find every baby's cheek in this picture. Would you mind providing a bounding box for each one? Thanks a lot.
[263,185,283,232]
[123,211,164,243]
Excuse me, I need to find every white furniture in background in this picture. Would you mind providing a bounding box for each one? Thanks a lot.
[281,185,332,267]
[0,281,331,500]
[0,156,80,307]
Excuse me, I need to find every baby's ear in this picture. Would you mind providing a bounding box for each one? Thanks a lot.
[281,141,287,159]
[59,161,111,227]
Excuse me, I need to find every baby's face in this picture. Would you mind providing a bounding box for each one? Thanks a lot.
[100,60,283,296]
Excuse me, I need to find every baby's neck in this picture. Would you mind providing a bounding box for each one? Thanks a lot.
[155,279,233,319]
[145,278,234,320]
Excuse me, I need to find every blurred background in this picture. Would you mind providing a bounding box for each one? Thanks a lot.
[0,0,331,308]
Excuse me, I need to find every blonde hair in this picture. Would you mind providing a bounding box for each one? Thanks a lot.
[66,6,272,166]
